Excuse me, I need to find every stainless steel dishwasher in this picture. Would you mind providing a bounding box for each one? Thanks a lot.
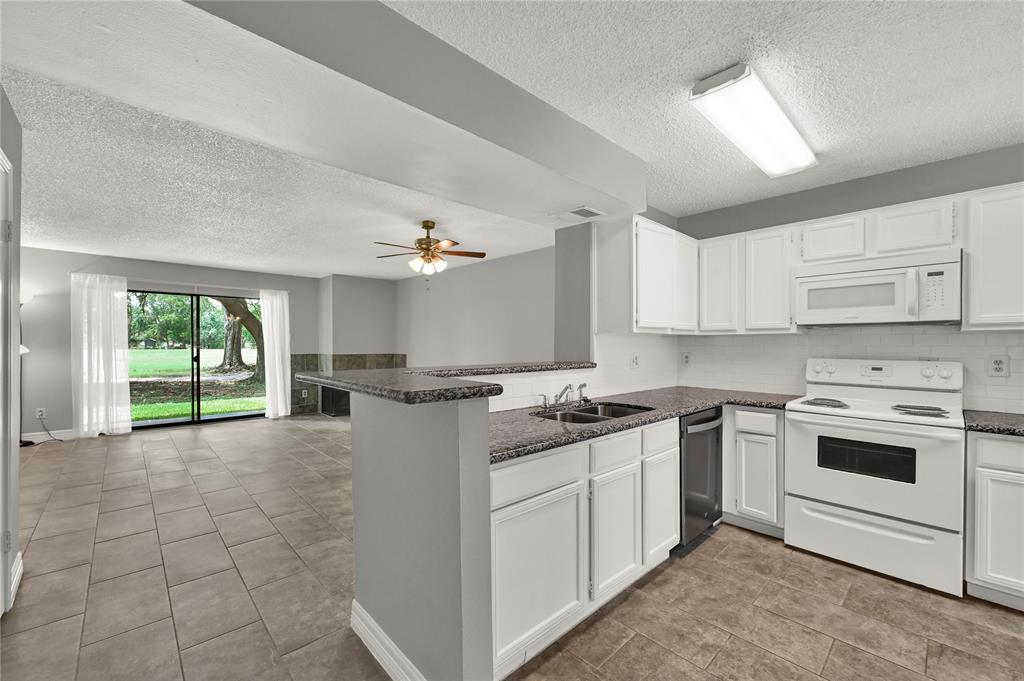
[680,408,723,546]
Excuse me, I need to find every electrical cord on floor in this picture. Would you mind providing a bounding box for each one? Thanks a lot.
[36,417,63,443]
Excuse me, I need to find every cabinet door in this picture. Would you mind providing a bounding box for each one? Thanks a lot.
[736,433,777,524]
[966,186,1024,328]
[591,462,642,600]
[634,218,675,329]
[745,228,793,330]
[800,216,865,261]
[874,200,954,253]
[642,448,680,564]
[699,236,741,331]
[492,481,588,663]
[673,233,699,331]
[974,467,1024,595]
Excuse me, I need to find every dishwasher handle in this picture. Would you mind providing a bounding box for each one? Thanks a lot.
[686,417,723,434]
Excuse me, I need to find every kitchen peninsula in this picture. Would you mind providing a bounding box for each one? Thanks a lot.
[296,363,797,681]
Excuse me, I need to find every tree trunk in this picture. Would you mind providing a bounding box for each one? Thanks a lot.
[217,315,247,371]
[210,297,265,382]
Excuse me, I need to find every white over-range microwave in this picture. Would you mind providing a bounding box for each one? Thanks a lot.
[794,248,961,326]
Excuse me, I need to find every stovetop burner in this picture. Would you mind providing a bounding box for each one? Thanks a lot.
[893,404,949,418]
[801,398,849,409]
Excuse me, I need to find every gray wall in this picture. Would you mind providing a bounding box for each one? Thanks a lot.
[639,205,677,229]
[20,247,323,433]
[677,144,1024,238]
[395,248,555,367]
[325,274,397,354]
[554,223,592,362]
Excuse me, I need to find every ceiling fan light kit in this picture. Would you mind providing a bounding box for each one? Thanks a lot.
[375,220,486,276]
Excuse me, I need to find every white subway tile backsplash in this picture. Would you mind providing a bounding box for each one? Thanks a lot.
[679,326,1024,414]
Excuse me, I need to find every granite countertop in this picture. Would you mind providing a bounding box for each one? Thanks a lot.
[295,360,594,405]
[489,385,800,464]
[964,410,1024,437]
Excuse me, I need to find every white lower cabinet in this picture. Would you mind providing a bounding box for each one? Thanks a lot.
[967,432,1024,610]
[491,421,681,678]
[491,481,588,666]
[642,447,680,563]
[735,432,778,524]
[590,462,642,601]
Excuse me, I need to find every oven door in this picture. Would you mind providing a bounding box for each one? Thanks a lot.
[794,267,917,325]
[785,411,964,531]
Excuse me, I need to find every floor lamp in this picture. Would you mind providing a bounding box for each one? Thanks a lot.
[19,343,33,447]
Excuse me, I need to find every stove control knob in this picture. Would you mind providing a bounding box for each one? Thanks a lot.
[825,364,836,375]
[812,363,824,374]
[921,367,935,378]
[938,368,954,379]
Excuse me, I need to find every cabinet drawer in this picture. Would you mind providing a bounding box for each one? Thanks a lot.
[735,410,778,436]
[491,446,588,510]
[590,430,642,474]
[975,435,1024,474]
[642,420,679,456]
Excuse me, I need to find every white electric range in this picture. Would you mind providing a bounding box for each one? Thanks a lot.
[784,358,966,595]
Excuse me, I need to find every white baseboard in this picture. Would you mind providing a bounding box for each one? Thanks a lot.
[21,429,74,443]
[350,599,427,681]
[6,551,22,613]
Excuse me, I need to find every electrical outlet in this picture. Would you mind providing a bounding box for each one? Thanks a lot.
[35,407,46,420]
[301,389,309,398]
[681,353,691,366]
[629,352,640,370]
[987,355,1011,377]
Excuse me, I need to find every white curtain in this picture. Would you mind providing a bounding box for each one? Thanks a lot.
[70,273,131,437]
[260,289,292,418]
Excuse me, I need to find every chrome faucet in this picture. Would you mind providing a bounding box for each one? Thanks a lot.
[553,383,574,407]
[577,383,589,403]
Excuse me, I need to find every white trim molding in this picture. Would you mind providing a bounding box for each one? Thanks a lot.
[6,551,22,612]
[21,429,74,444]
[350,599,428,681]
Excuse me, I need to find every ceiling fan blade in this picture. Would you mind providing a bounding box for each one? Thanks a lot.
[435,239,459,251]
[373,241,418,250]
[376,253,416,258]
[443,250,486,258]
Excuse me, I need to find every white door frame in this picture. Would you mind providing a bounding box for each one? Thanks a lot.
[0,147,23,612]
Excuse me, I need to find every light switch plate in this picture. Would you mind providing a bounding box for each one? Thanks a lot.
[629,352,640,370]
[987,355,1010,377]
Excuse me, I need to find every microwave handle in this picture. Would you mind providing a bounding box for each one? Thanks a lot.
[906,268,918,317]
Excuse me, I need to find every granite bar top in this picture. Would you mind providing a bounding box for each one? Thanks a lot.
[490,385,800,464]
[295,360,595,405]
[409,360,596,377]
[296,368,503,405]
[964,410,1024,437]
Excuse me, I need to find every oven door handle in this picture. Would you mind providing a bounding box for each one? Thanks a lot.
[786,413,963,441]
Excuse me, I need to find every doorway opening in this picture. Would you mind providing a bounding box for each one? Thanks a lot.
[127,291,266,426]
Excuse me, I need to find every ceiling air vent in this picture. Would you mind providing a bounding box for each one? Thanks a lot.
[568,206,605,219]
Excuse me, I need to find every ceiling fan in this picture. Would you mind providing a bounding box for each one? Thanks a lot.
[375,220,486,275]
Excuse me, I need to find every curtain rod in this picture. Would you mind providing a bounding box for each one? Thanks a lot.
[110,275,261,296]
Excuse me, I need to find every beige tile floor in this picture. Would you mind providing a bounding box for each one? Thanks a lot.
[2,415,386,681]
[3,415,1023,681]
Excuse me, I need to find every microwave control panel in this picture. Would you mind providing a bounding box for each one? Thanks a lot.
[918,263,961,321]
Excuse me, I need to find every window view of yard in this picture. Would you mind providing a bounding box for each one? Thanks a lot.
[128,292,266,423]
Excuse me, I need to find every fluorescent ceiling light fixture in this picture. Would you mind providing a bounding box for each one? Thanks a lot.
[690,63,817,178]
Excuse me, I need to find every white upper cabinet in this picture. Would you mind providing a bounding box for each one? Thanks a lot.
[800,216,865,262]
[964,184,1024,330]
[745,227,794,331]
[673,233,699,331]
[699,235,741,332]
[873,200,954,254]
[633,217,676,329]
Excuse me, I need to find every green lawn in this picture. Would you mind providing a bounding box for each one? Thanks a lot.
[131,396,267,422]
[129,348,258,377]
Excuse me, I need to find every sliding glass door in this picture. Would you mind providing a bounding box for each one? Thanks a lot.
[127,291,265,427]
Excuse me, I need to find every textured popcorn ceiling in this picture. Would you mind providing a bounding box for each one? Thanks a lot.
[386,0,1024,216]
[3,68,554,279]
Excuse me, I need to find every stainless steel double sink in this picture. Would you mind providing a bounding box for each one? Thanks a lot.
[534,402,654,423]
